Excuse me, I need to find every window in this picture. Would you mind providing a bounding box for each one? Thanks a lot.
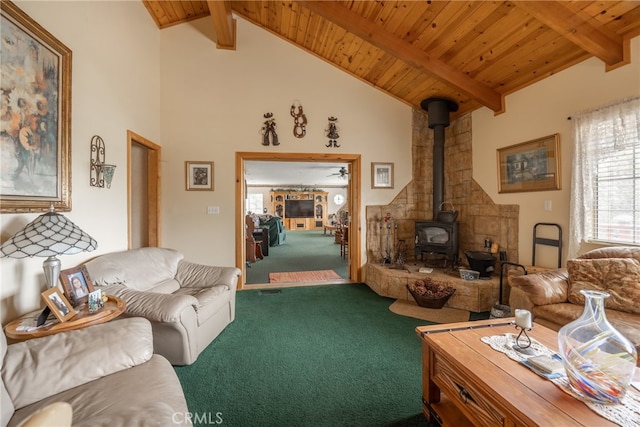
[593,132,638,243]
[245,193,263,214]
[569,98,640,258]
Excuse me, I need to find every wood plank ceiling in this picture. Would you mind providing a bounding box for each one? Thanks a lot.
[142,1,640,118]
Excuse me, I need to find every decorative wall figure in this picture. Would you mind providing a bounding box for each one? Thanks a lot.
[261,112,279,146]
[325,116,340,147]
[290,101,307,138]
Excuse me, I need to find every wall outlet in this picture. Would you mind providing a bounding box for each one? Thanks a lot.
[207,206,220,215]
[544,200,552,211]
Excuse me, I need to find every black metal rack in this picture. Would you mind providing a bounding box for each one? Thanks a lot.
[532,222,563,268]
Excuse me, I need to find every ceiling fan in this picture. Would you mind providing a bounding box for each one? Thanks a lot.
[328,167,349,179]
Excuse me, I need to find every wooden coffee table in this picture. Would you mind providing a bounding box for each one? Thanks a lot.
[416,318,618,426]
[4,295,126,341]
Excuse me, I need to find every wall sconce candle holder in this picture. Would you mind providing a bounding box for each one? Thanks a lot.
[90,135,117,188]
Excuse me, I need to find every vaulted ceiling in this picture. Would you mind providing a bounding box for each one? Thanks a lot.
[142,1,640,119]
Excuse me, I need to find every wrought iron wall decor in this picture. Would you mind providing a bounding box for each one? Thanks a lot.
[290,101,307,138]
[261,112,279,146]
[325,116,340,147]
[90,135,117,188]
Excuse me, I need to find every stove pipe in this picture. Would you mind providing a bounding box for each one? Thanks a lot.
[419,97,459,219]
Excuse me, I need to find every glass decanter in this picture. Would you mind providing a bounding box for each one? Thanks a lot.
[557,290,637,405]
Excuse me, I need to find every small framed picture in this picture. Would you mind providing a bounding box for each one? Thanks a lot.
[41,287,75,322]
[371,162,394,189]
[60,266,95,306]
[186,161,214,191]
[88,289,105,313]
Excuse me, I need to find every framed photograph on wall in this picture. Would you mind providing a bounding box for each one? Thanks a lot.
[60,265,95,306]
[371,162,394,189]
[41,287,75,322]
[185,161,214,191]
[497,134,560,193]
[0,1,72,213]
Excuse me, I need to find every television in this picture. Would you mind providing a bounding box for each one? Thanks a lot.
[285,200,314,218]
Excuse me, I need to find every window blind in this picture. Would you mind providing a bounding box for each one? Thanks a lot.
[590,110,640,244]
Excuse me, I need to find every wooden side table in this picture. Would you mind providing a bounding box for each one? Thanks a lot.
[4,295,126,341]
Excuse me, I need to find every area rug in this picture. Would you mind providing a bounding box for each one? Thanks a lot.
[268,270,342,283]
[389,299,470,324]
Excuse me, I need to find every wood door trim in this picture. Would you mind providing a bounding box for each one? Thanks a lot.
[127,130,161,248]
[235,152,362,289]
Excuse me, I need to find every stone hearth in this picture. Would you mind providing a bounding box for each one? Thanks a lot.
[365,109,519,268]
[365,263,501,313]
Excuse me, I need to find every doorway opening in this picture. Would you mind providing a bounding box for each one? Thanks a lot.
[127,130,160,249]
[235,152,361,289]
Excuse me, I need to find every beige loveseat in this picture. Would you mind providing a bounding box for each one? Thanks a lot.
[508,246,640,356]
[1,318,191,427]
[85,247,241,366]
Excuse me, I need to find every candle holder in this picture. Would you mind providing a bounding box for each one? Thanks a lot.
[512,325,535,355]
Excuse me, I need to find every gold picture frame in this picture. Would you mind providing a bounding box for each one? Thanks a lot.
[185,161,214,191]
[41,287,75,322]
[60,265,95,306]
[371,162,394,189]
[497,134,561,193]
[0,1,72,213]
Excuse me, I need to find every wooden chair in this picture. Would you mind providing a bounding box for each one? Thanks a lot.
[340,226,349,258]
[245,215,263,263]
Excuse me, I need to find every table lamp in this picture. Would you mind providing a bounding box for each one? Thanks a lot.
[0,205,97,325]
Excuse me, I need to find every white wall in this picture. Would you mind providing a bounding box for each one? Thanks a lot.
[472,36,640,267]
[158,17,412,266]
[1,1,160,323]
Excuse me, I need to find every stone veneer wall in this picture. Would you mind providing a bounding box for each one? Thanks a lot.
[366,109,519,266]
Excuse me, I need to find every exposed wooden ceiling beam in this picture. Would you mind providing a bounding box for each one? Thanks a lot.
[514,1,627,69]
[207,0,236,50]
[302,1,504,114]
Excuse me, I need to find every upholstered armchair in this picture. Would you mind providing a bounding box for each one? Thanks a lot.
[1,318,190,427]
[84,247,241,365]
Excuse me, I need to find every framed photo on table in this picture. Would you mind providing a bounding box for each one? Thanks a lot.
[41,288,75,322]
[497,134,561,193]
[371,162,394,189]
[60,266,95,306]
[0,1,72,213]
[185,161,214,191]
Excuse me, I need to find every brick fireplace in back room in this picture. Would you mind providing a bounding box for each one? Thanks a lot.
[365,106,520,268]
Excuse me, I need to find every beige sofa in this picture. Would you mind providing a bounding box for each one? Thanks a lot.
[1,318,191,427]
[508,246,640,356]
[85,247,241,366]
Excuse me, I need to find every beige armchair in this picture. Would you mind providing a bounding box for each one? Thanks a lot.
[84,247,241,365]
[1,318,190,427]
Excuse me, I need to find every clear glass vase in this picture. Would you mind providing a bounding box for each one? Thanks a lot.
[557,290,637,404]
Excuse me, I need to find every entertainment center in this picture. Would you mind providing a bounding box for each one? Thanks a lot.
[270,190,328,231]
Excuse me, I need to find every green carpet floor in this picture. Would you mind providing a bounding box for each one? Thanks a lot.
[245,230,349,284]
[174,283,434,427]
